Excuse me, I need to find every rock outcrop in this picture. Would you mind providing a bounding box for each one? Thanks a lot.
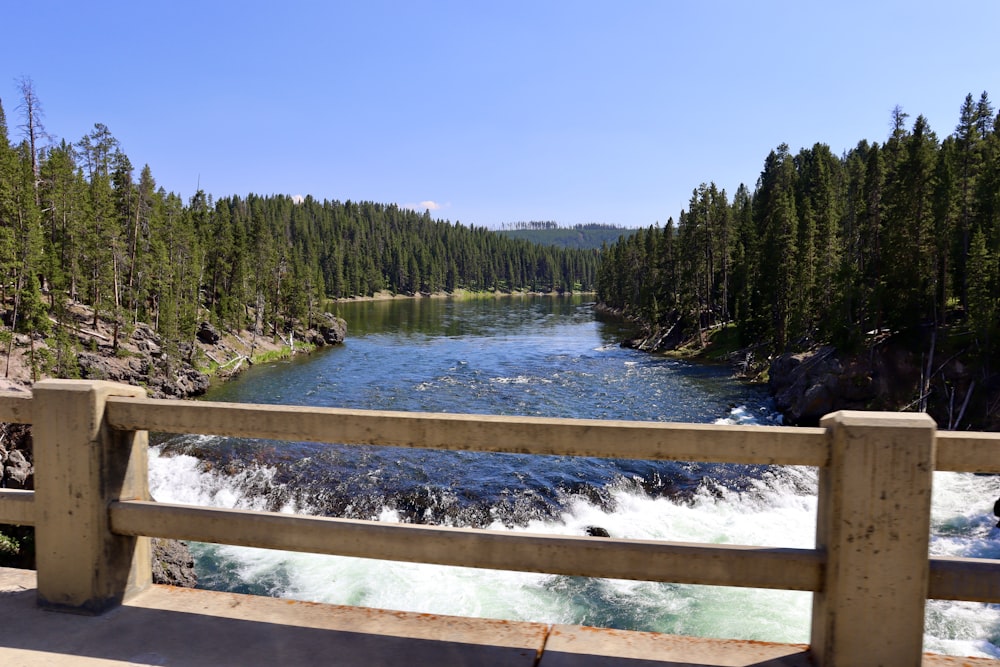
[769,347,880,426]
[76,350,210,400]
[196,321,222,345]
[767,339,991,428]
[316,313,348,345]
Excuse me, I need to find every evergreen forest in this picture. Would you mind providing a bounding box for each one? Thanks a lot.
[0,80,600,377]
[597,93,1000,372]
[497,222,638,250]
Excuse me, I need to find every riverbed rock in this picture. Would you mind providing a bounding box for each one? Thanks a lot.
[151,538,198,587]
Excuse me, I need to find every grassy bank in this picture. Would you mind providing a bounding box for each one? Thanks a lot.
[664,323,743,362]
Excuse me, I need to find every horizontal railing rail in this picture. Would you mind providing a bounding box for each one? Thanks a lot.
[108,499,824,591]
[934,430,1000,472]
[0,489,35,525]
[0,392,36,526]
[103,396,832,465]
[0,392,33,424]
[929,556,1000,602]
[1,380,999,666]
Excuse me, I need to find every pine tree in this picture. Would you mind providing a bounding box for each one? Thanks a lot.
[752,144,799,349]
[882,114,938,328]
[953,94,986,310]
[77,123,120,329]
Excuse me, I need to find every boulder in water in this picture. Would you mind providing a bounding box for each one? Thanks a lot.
[585,526,610,538]
[318,313,347,345]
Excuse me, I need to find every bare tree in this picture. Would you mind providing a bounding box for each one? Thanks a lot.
[15,76,48,205]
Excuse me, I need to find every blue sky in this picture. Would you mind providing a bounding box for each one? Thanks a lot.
[3,1,999,228]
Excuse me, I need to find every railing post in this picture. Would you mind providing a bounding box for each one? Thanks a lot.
[811,411,936,666]
[32,379,151,614]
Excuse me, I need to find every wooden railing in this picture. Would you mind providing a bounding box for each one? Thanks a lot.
[1,379,999,666]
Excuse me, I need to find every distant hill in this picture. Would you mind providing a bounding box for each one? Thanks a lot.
[497,222,638,250]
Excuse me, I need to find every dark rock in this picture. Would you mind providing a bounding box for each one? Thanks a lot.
[799,383,834,421]
[196,321,221,345]
[136,338,162,356]
[151,538,197,587]
[306,330,327,347]
[77,351,115,381]
[179,368,210,396]
[151,365,210,399]
[585,526,611,538]
[3,448,33,490]
[1,422,33,491]
[318,314,347,345]
[770,346,879,425]
[130,322,157,342]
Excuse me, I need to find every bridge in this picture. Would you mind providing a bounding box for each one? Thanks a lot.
[0,378,998,666]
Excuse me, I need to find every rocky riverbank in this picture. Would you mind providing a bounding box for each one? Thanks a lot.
[599,306,997,431]
[0,304,347,584]
[768,346,884,426]
[768,338,997,430]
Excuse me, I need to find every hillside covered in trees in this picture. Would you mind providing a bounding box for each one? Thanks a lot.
[597,92,1000,427]
[0,81,599,381]
[497,222,637,250]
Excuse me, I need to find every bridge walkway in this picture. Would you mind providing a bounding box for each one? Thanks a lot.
[1,568,993,667]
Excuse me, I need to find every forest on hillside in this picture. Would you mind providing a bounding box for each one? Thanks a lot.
[498,222,637,250]
[0,80,600,379]
[598,92,1000,373]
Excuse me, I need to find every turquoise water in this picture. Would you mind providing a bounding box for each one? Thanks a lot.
[149,295,1000,657]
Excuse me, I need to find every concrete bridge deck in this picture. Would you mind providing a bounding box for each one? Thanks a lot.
[0,568,994,667]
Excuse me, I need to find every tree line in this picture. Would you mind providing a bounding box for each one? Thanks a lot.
[0,79,600,378]
[598,92,1000,365]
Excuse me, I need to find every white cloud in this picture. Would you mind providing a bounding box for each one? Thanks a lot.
[402,200,447,212]
[291,194,305,204]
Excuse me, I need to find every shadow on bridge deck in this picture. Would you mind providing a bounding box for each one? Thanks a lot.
[0,568,993,667]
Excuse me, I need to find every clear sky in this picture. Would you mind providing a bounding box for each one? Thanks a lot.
[2,1,999,228]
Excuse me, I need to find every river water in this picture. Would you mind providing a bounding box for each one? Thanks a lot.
[148,295,1000,657]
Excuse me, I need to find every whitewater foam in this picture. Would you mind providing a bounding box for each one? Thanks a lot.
[147,408,1000,658]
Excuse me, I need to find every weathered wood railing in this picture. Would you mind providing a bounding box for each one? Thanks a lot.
[1,379,999,666]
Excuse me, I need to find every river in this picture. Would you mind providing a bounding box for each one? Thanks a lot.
[148,295,1000,658]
